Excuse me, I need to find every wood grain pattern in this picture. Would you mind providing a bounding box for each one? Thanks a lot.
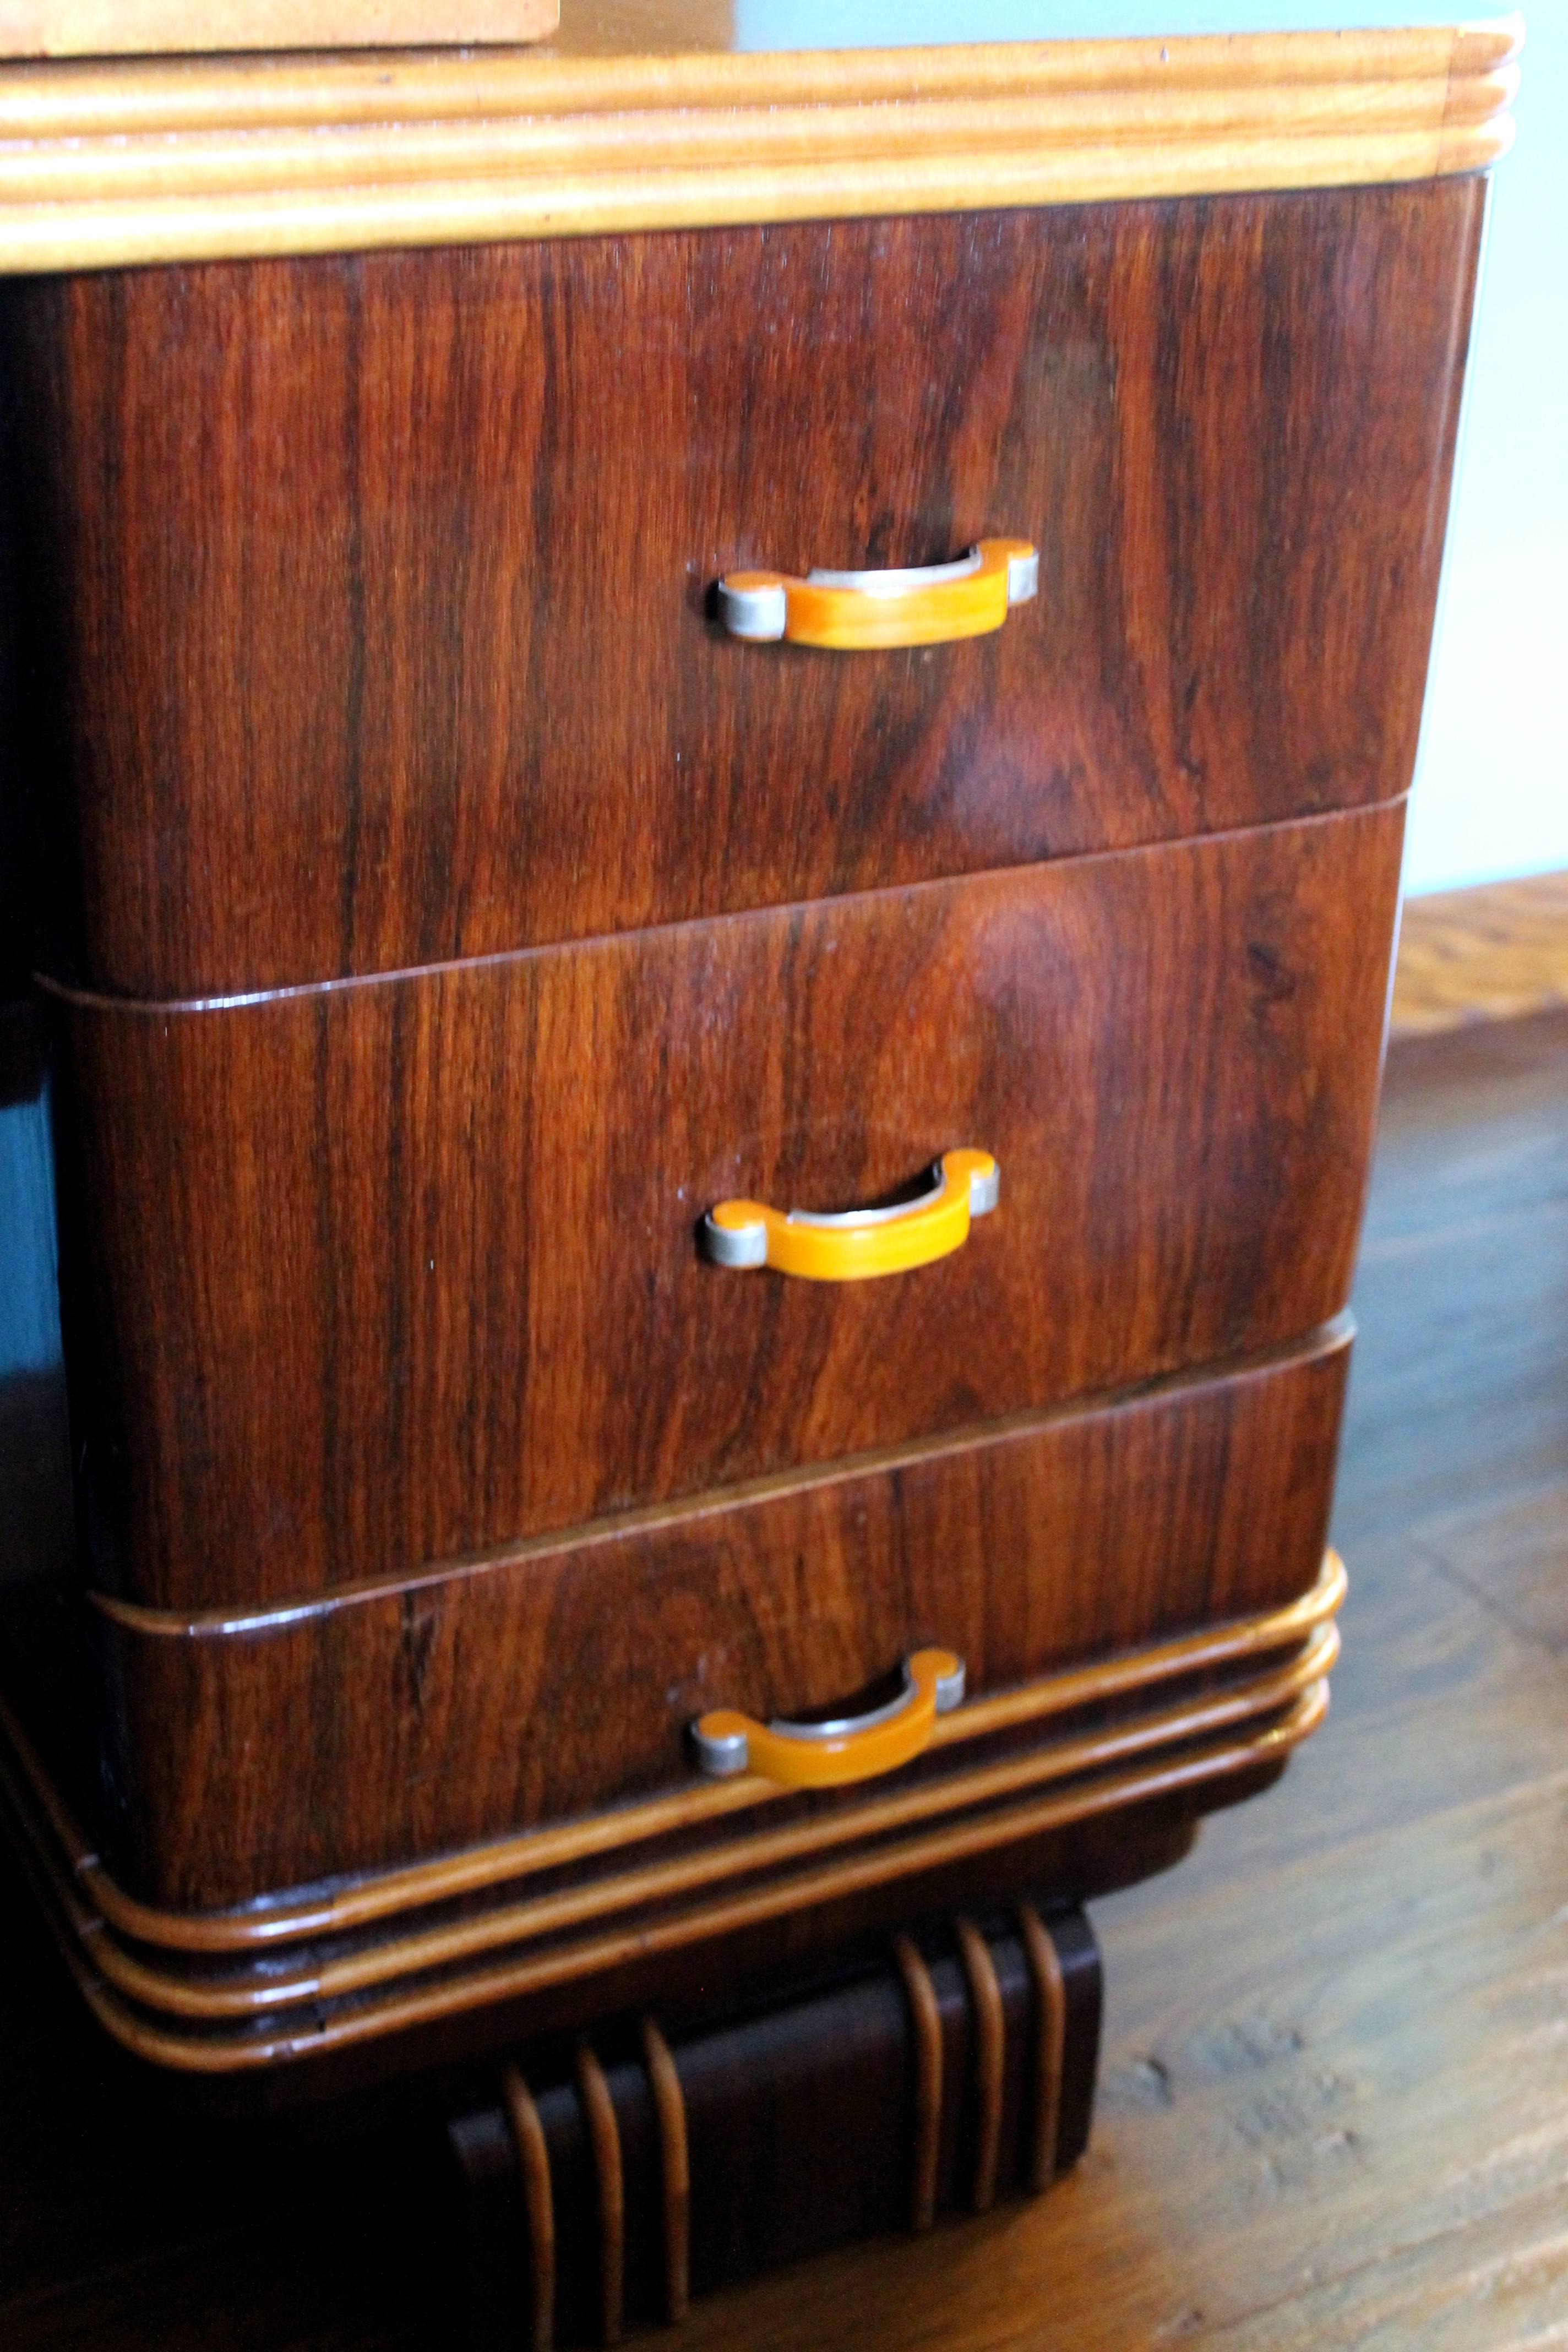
[452,1908,1099,2346]
[0,1002,1557,2328]
[503,2065,557,2352]
[10,184,1476,997]
[639,2016,688,2326]
[573,2039,624,2346]
[1,1661,1321,2071]
[892,1935,943,2233]
[0,1578,1340,2061]
[607,1011,1568,2352]
[0,17,1518,271]
[48,809,1398,1613]
[955,1917,1005,2212]
[1017,1902,1068,2193]
[1391,867,1568,1038]
[4,1556,1344,1966]
[55,1634,1335,2027]
[3,1627,1244,2041]
[85,1339,1347,1906]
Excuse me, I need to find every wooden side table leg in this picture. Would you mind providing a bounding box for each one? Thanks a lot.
[574,2041,625,2348]
[503,2064,556,2352]
[451,1902,1103,2345]
[1017,1902,1068,2192]
[891,1932,944,2233]
[641,2017,690,2323]
[955,1916,1005,2214]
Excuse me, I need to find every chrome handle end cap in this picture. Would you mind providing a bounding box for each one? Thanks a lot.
[968,1161,1000,1218]
[934,1659,967,1714]
[717,579,787,641]
[1005,549,1039,606]
[702,1211,769,1269]
[691,1722,750,1777]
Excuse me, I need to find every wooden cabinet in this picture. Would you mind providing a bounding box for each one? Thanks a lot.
[0,10,1516,2091]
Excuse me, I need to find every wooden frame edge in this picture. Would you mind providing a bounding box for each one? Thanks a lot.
[7,1551,1347,1958]
[1,1679,1330,2073]
[0,21,1520,272]
[21,1621,1339,2029]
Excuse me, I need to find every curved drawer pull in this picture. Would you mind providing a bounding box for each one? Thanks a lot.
[704,1147,998,1282]
[693,1649,966,1789]
[718,538,1038,650]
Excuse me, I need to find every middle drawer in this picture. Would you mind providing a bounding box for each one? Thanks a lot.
[50,801,1402,1611]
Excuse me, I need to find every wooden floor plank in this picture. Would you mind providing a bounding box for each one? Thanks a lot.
[1131,1534,1568,1892]
[1207,2184,1568,2350]
[1336,1010,1568,1547]
[1391,869,1568,1039]
[674,1768,1568,2352]
[674,1010,1568,2350]
[1411,1482,1568,1665]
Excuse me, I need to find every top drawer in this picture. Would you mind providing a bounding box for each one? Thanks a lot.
[7,178,1481,998]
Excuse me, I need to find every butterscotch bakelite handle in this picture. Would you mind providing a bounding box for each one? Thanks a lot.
[717,539,1038,650]
[692,1650,966,1789]
[704,1147,998,1282]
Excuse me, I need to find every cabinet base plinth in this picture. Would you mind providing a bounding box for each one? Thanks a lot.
[449,1904,1101,2349]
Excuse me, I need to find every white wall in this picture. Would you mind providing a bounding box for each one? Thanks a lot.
[738,2,1566,894]
[1403,6,1567,892]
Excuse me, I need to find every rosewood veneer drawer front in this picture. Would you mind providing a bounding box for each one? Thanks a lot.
[10,179,1479,996]
[98,1330,1347,1909]
[52,803,1401,1612]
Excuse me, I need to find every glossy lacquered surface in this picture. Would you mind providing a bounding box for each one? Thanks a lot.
[10,181,1478,997]
[92,1331,1347,1909]
[50,804,1401,1611]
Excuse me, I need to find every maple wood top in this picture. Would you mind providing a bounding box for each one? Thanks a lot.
[0,4,1521,270]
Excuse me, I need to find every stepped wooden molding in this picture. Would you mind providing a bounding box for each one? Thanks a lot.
[0,1557,1342,2073]
[64,1550,1348,1957]
[0,15,1521,272]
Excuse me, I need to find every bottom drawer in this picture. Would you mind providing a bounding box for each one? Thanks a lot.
[92,1323,1350,1913]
